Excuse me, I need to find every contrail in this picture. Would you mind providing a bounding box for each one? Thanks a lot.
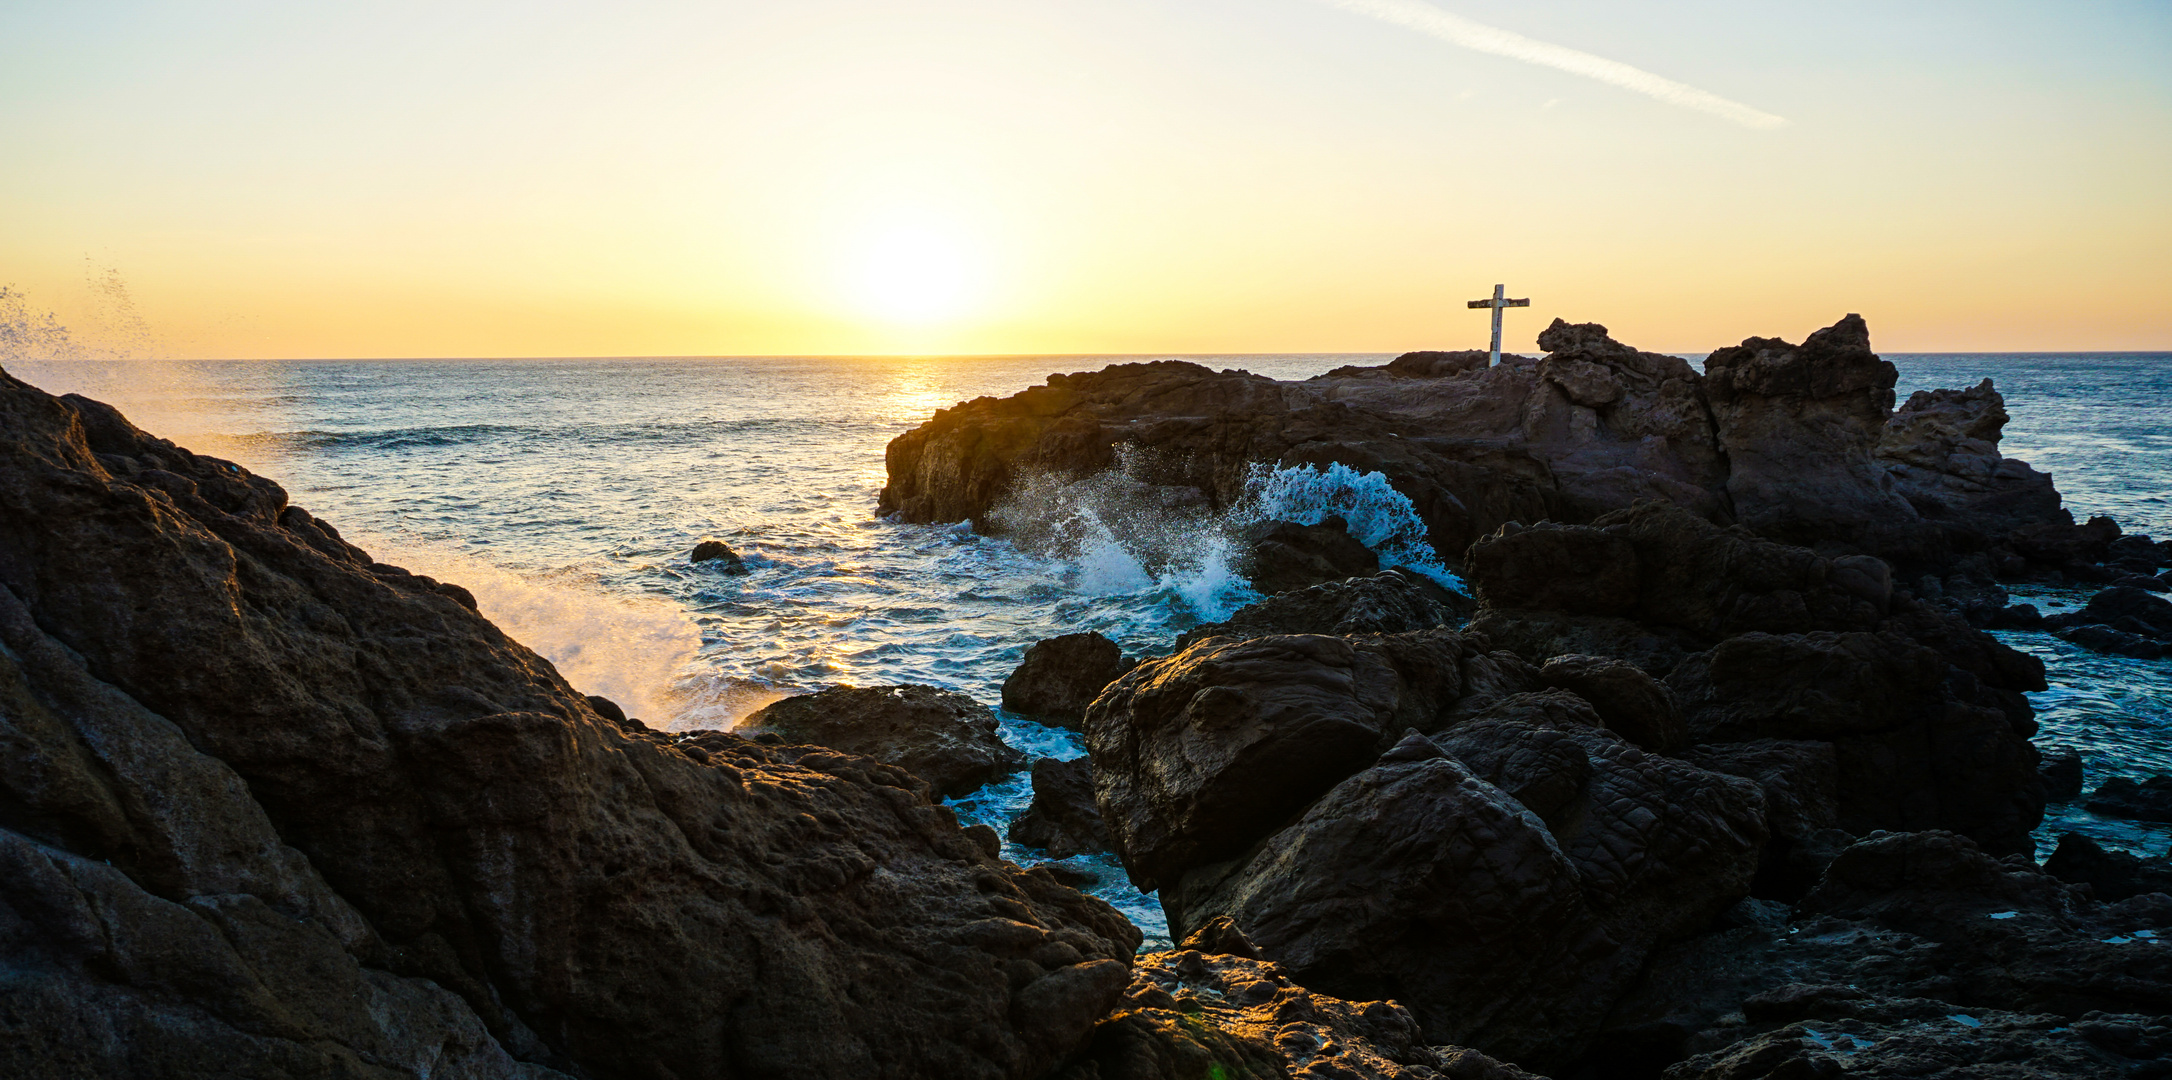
[1317,0,1788,130]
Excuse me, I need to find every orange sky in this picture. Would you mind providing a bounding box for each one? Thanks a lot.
[3,0,2167,358]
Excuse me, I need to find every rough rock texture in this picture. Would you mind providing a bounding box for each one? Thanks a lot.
[1537,653,1683,752]
[1467,501,2047,855]
[1049,921,1541,1080]
[1003,632,1132,730]
[0,371,1141,1079]
[1244,516,1381,594]
[1168,727,1766,1070]
[1607,830,2172,1079]
[2044,832,2172,903]
[2086,775,2172,823]
[880,315,2065,569]
[1876,378,2064,542]
[1009,757,1113,859]
[741,683,1026,797]
[1174,570,1471,652]
[1083,631,1476,891]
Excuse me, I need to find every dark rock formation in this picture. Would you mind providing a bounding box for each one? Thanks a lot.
[1465,501,2046,856]
[1009,757,1112,859]
[1050,922,1540,1080]
[1537,653,1684,752]
[1084,631,1475,891]
[1608,830,2172,1079]
[1168,727,1766,1070]
[0,370,1139,1079]
[690,538,747,571]
[880,315,2068,572]
[2044,832,2172,902]
[1174,569,1471,651]
[2044,585,2172,658]
[1002,632,1131,730]
[741,683,1026,797]
[2086,775,2172,823]
[2040,748,2085,802]
[1243,515,1381,594]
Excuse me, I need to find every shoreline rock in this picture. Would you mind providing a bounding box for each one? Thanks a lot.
[740,683,1027,797]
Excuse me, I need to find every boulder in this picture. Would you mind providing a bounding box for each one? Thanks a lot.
[2044,585,2172,645]
[1242,515,1380,594]
[1170,726,1767,1070]
[2040,748,2084,802]
[1083,631,1471,891]
[1875,378,2067,539]
[1538,653,1684,752]
[1001,632,1130,729]
[1174,569,1470,651]
[2085,775,2172,823]
[1049,926,1540,1080]
[741,684,1026,797]
[2044,833,2172,903]
[690,538,747,571]
[1008,758,1111,859]
[0,372,1141,1079]
[1680,739,1842,900]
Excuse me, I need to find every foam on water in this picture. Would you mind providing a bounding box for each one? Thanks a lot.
[1234,460,1464,589]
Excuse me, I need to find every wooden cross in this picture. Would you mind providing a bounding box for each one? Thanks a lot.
[1467,284,1529,367]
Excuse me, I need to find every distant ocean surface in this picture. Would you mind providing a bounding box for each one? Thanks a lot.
[14,350,2171,944]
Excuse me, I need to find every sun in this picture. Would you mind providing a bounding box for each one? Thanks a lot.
[850,224,980,325]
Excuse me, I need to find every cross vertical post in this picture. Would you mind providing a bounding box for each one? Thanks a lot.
[1466,284,1531,367]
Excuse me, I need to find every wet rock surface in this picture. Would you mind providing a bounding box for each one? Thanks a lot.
[1003,632,1132,730]
[0,370,1140,1080]
[1049,920,1541,1080]
[1175,569,1471,651]
[1244,515,1381,594]
[741,682,1027,797]
[1009,757,1113,859]
[2086,775,2172,823]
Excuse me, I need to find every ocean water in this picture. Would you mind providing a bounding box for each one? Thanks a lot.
[11,350,2171,940]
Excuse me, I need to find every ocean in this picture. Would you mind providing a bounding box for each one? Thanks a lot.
[12,350,2171,945]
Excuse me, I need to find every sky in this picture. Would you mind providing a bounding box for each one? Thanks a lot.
[2,0,2168,358]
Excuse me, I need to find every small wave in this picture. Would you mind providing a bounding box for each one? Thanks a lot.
[1234,461,1464,589]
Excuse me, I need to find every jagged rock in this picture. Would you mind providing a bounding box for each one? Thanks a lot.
[689,538,747,571]
[1049,934,1540,1080]
[2040,748,2084,802]
[1175,569,1471,651]
[2044,585,2172,646]
[1681,740,1842,900]
[2053,623,2168,659]
[1876,378,2065,541]
[2010,514,2122,566]
[1243,516,1380,594]
[881,316,2044,572]
[741,684,1026,797]
[1606,830,2172,1076]
[1008,758,1111,858]
[1002,632,1131,729]
[2086,775,2172,823]
[2044,833,2172,902]
[1083,631,1472,891]
[0,371,1140,1080]
[1168,725,1766,1071]
[1537,653,1683,752]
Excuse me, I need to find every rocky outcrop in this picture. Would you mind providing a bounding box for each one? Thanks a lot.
[1167,727,1766,1070]
[1049,920,1541,1080]
[2085,775,2172,823]
[1174,569,1471,652]
[1243,515,1380,594]
[2044,585,2172,659]
[1465,501,2047,855]
[740,683,1026,797]
[1002,632,1131,730]
[0,370,1140,1079]
[881,315,2068,571]
[1009,757,1112,859]
[1607,830,2172,1078]
[2044,832,2172,902]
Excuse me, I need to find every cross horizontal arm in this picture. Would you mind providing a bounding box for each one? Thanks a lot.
[1466,298,1531,308]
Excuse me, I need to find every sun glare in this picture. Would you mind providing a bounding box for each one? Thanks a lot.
[851,224,980,325]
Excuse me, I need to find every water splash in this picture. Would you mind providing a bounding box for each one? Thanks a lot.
[0,285,80,363]
[1234,461,1463,589]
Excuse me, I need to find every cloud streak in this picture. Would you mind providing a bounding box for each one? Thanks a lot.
[1317,0,1788,130]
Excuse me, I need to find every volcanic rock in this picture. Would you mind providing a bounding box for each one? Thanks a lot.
[741,683,1026,797]
[2044,585,2172,648]
[2085,775,2172,823]
[1174,569,1471,651]
[1168,725,1767,1070]
[1002,632,1131,729]
[1875,378,2065,542]
[1083,630,1472,891]
[1008,757,1112,859]
[690,538,747,571]
[0,369,1139,1080]
[2044,832,2172,903]
[1243,515,1381,594]
[1049,929,1540,1080]
[1537,653,1684,752]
